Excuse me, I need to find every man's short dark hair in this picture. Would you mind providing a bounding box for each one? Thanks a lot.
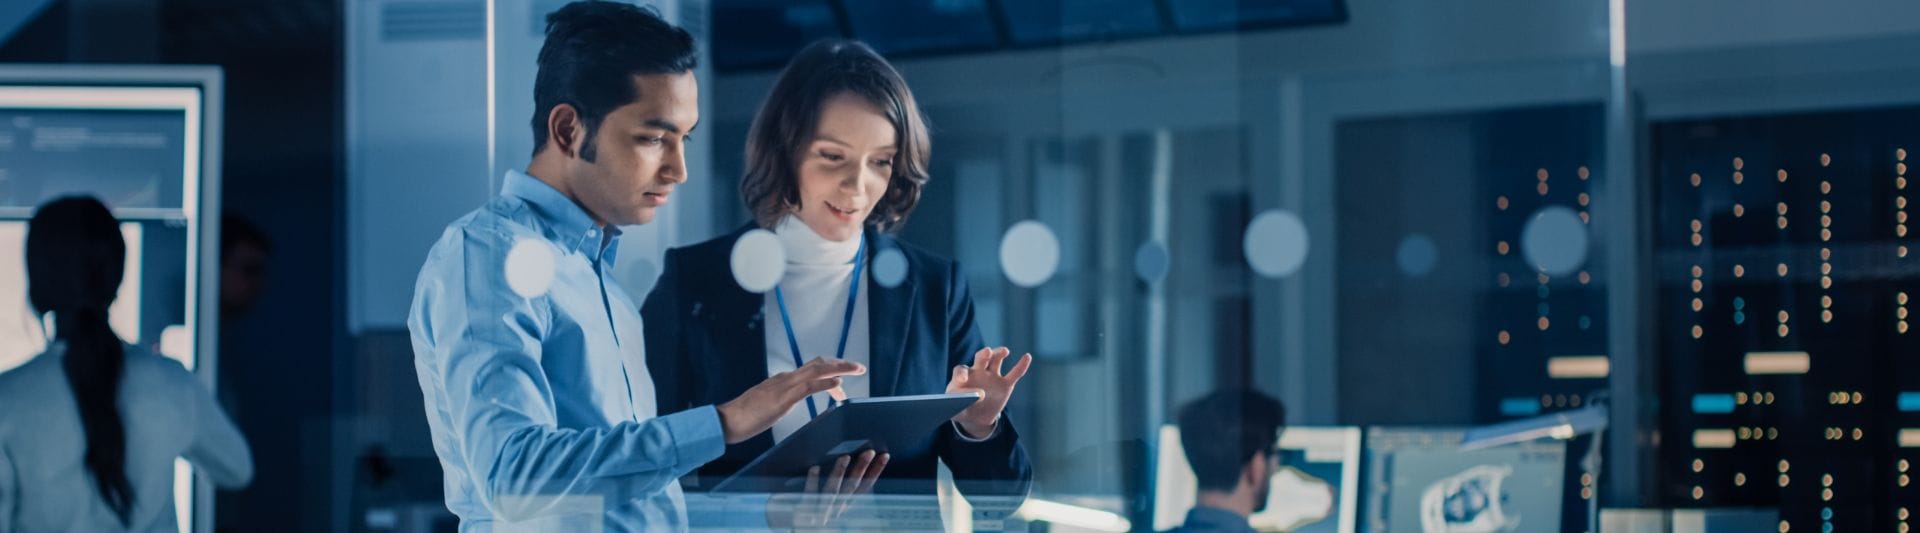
[532,1,697,160]
[1176,389,1287,491]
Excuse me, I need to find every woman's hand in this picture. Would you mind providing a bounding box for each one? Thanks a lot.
[767,450,889,529]
[945,347,1033,439]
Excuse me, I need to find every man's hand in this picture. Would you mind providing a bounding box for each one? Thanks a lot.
[718,357,865,444]
[768,450,890,529]
[946,347,1033,439]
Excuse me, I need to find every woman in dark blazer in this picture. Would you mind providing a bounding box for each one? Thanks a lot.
[643,39,1033,504]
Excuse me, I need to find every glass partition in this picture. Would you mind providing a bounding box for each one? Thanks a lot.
[702,1,1623,530]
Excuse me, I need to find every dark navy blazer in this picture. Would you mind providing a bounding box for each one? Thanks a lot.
[642,224,1033,499]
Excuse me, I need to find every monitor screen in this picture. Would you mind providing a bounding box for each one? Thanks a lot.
[0,221,151,372]
[0,79,208,533]
[1154,425,1361,532]
[1362,429,1567,533]
[0,87,199,213]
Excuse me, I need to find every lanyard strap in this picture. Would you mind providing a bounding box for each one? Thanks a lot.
[775,235,867,418]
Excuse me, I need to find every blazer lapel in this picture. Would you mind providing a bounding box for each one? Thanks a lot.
[701,226,772,396]
[865,231,916,397]
[706,225,775,459]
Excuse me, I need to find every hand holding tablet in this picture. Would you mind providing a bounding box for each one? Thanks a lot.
[712,392,983,493]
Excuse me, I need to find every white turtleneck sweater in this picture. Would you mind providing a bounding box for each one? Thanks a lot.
[764,216,871,442]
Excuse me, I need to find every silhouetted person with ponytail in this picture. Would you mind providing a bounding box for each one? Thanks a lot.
[0,196,253,531]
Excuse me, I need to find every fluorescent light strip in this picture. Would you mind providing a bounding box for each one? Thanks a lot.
[1744,351,1810,375]
[1547,355,1610,379]
[1693,429,1736,449]
[1015,499,1131,533]
[1901,429,1920,448]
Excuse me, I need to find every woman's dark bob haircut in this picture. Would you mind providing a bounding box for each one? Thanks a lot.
[739,39,930,232]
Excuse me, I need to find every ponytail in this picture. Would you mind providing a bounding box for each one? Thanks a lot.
[26,196,134,525]
[57,307,133,524]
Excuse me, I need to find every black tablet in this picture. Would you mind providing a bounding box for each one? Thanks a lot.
[710,392,982,493]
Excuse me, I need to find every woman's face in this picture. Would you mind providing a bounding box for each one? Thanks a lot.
[792,92,896,242]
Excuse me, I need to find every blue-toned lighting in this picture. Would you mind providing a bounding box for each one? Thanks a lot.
[1898,392,1920,412]
[1692,394,1736,414]
[1500,397,1543,417]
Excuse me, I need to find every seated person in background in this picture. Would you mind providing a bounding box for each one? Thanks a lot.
[0,196,254,531]
[1167,389,1287,533]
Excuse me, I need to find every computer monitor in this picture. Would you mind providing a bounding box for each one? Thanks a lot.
[0,65,221,533]
[0,221,145,371]
[1361,428,1567,533]
[1154,425,1362,533]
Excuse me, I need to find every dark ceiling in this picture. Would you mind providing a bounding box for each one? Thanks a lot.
[711,0,1346,72]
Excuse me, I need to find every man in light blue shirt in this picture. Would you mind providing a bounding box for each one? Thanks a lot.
[408,3,871,531]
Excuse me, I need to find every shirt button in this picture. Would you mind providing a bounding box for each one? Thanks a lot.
[585,229,598,238]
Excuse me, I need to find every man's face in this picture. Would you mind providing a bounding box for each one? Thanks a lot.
[568,71,700,226]
[220,241,268,315]
[1252,449,1280,512]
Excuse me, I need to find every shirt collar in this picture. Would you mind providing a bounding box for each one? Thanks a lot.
[501,170,622,260]
[1184,506,1255,533]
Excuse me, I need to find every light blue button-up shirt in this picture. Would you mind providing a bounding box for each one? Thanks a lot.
[409,170,726,532]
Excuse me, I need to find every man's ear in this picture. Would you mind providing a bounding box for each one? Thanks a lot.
[1241,452,1266,489]
[547,103,584,159]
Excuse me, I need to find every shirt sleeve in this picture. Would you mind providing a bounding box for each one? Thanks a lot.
[178,364,254,489]
[412,228,726,521]
[950,417,1003,442]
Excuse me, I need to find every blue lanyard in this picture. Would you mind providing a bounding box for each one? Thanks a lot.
[774,235,866,418]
